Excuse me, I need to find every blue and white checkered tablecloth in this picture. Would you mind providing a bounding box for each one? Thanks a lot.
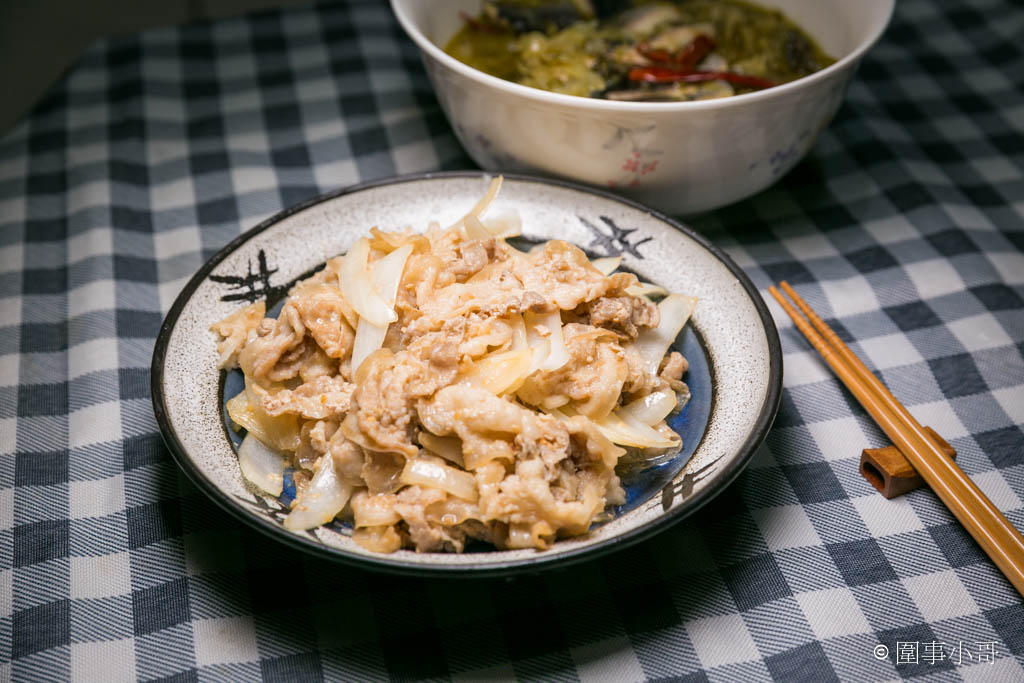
[1,0,1022,680]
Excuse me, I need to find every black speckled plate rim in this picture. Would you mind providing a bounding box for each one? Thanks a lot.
[150,170,783,578]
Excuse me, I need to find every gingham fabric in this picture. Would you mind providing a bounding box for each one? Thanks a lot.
[1,0,1022,680]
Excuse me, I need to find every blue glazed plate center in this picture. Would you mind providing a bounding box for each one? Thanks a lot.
[615,322,711,515]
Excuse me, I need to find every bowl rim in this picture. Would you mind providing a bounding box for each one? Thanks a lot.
[151,171,783,577]
[389,0,895,113]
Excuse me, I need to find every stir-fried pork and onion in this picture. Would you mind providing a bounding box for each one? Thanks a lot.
[213,178,696,553]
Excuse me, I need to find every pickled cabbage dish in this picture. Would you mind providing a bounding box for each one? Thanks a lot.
[444,0,835,101]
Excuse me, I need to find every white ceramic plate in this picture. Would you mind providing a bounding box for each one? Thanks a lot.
[151,172,782,576]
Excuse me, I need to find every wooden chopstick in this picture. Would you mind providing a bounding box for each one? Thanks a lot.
[769,282,1024,597]
[779,281,952,455]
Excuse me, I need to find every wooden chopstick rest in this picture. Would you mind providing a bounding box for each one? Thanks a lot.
[861,426,957,499]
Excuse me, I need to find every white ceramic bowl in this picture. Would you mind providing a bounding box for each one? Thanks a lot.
[391,0,894,215]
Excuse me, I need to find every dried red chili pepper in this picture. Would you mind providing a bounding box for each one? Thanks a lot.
[627,67,778,90]
[636,44,676,64]
[637,34,717,72]
[675,34,718,71]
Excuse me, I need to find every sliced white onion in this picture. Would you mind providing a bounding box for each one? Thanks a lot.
[339,237,397,328]
[373,243,413,295]
[447,175,502,232]
[466,175,502,218]
[545,406,571,421]
[283,455,352,531]
[539,394,570,410]
[401,456,479,501]
[509,315,528,351]
[618,387,678,426]
[632,294,697,375]
[534,310,569,372]
[462,347,533,396]
[226,390,300,451]
[677,383,692,412]
[350,243,413,374]
[464,214,491,241]
[626,282,669,299]
[524,312,551,373]
[551,406,678,450]
[591,256,622,275]
[483,209,522,238]
[598,411,679,449]
[418,432,465,468]
[237,433,286,496]
[351,327,383,380]
[243,377,265,408]
[225,390,249,431]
